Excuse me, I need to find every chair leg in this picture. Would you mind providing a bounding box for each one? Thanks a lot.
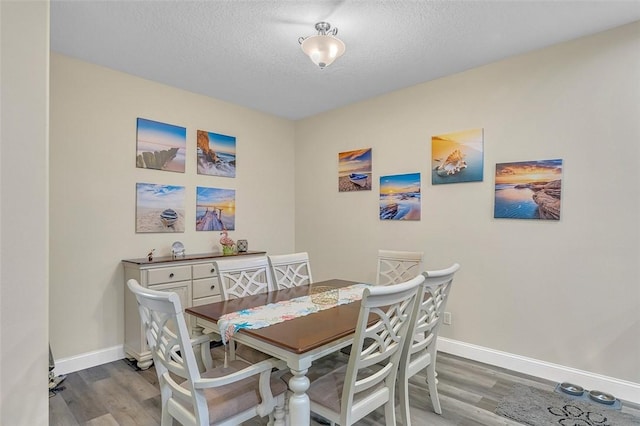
[160,406,173,426]
[272,394,286,426]
[397,369,411,426]
[384,400,396,426]
[426,364,441,414]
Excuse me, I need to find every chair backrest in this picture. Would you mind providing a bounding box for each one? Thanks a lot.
[341,274,424,424]
[403,263,459,376]
[268,252,313,289]
[214,257,274,300]
[126,279,207,424]
[376,249,424,285]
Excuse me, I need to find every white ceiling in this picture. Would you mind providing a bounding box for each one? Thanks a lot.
[50,1,640,120]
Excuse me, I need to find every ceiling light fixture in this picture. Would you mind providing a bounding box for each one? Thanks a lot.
[298,22,345,70]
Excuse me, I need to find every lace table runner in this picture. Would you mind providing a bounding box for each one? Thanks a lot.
[218,283,370,344]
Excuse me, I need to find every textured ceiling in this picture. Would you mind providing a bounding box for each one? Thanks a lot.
[50,1,640,120]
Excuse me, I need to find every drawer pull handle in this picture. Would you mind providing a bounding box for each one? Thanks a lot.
[210,268,215,273]
[210,285,216,290]
[169,273,174,278]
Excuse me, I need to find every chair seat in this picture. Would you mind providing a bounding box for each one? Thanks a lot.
[177,359,288,424]
[307,361,386,413]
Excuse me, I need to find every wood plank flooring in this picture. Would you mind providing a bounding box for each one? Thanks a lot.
[49,352,640,425]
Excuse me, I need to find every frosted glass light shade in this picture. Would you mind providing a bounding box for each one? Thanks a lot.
[300,35,346,69]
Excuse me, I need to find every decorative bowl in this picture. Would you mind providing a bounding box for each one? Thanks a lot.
[589,390,616,405]
[559,382,584,396]
[310,286,339,306]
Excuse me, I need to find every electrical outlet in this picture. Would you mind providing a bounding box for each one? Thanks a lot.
[443,312,452,325]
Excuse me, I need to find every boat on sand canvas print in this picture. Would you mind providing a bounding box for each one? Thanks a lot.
[431,128,483,184]
[338,148,372,192]
[136,183,185,233]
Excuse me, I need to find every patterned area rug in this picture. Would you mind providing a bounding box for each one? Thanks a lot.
[495,384,640,425]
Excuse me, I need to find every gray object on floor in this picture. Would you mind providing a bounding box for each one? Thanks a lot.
[495,383,640,425]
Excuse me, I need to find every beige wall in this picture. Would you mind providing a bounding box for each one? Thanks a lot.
[295,22,640,383]
[1,1,50,424]
[49,54,296,359]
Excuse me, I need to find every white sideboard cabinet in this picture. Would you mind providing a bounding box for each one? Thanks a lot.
[123,251,265,369]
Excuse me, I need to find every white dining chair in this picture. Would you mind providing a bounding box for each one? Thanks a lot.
[213,257,276,364]
[398,263,460,426]
[127,279,286,426]
[304,274,425,426]
[268,252,313,289]
[376,249,424,285]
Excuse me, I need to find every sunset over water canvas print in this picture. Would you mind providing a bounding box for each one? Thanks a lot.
[196,186,236,231]
[432,128,483,184]
[380,173,421,220]
[494,159,562,220]
[338,148,372,191]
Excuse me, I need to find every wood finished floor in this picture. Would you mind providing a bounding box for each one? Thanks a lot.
[49,352,640,425]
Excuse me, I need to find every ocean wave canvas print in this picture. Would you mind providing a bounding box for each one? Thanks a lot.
[380,173,421,220]
[196,186,236,231]
[197,130,236,178]
[494,159,562,220]
[339,148,372,192]
[136,183,185,233]
[432,128,483,184]
[136,118,186,173]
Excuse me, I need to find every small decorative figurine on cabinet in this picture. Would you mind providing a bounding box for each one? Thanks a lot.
[147,249,155,262]
[219,230,235,255]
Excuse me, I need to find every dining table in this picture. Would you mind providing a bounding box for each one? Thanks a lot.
[186,278,367,426]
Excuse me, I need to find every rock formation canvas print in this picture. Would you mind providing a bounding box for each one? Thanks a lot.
[431,128,483,184]
[136,118,186,172]
[338,148,372,192]
[380,173,421,220]
[196,186,236,231]
[197,130,236,178]
[494,159,562,220]
[136,183,185,233]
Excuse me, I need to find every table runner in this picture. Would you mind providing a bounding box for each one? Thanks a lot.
[218,283,370,344]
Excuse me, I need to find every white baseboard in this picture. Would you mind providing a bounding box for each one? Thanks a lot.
[54,345,125,375]
[438,337,640,405]
[53,339,640,405]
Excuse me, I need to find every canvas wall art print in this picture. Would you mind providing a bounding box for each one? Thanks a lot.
[380,173,421,220]
[196,186,236,231]
[432,128,483,184]
[136,183,185,233]
[197,130,236,178]
[494,159,562,220]
[136,118,186,172]
[338,148,372,191]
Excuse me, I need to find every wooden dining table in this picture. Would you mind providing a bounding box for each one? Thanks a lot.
[186,279,365,426]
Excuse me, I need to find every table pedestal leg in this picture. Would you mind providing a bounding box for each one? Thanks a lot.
[288,368,310,426]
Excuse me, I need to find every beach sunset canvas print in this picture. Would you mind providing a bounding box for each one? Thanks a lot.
[338,148,372,191]
[380,173,421,220]
[196,186,236,231]
[197,130,236,178]
[136,118,186,172]
[136,183,185,233]
[432,128,483,184]
[494,159,562,220]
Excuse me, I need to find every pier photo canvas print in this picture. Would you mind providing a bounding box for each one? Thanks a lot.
[338,148,372,192]
[136,183,185,233]
[494,159,562,220]
[196,186,236,231]
[197,130,236,178]
[432,128,483,184]
[380,173,421,220]
[136,118,186,172]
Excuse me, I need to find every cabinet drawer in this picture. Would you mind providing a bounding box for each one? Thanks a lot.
[192,295,222,306]
[193,263,217,279]
[193,278,220,299]
[147,265,191,285]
